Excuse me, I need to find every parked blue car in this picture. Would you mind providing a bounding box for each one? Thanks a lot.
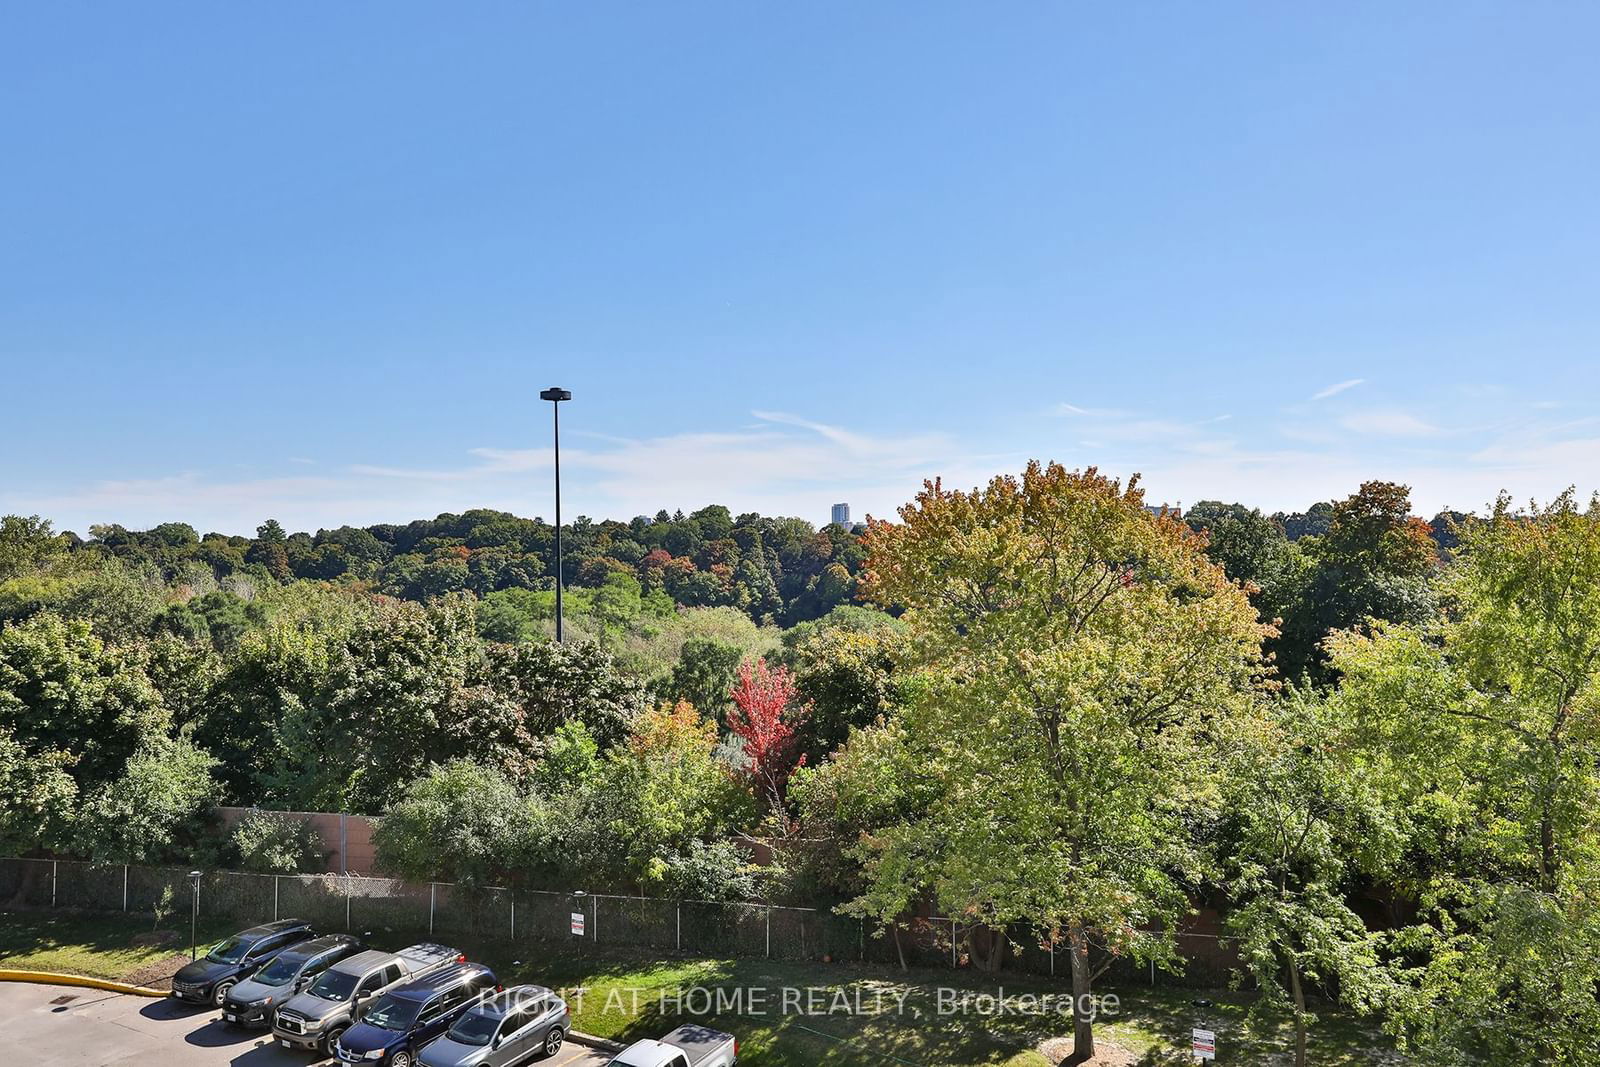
[332,962,498,1067]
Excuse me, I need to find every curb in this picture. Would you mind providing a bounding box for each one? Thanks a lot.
[0,969,169,998]
[568,1029,626,1054]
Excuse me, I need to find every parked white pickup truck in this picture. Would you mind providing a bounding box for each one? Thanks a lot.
[607,1024,737,1067]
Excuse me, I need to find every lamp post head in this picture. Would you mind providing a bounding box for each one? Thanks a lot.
[539,387,572,402]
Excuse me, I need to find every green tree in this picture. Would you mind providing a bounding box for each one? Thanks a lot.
[338,593,484,811]
[487,638,647,752]
[1330,491,1600,1063]
[200,610,355,807]
[858,463,1268,1061]
[1218,694,1401,1067]
[475,587,545,643]
[530,721,599,796]
[0,726,76,855]
[73,737,218,864]
[780,607,908,765]
[1292,481,1437,679]
[229,810,327,873]
[661,637,743,725]
[0,515,66,581]
[590,701,745,891]
[1185,502,1309,634]
[791,717,934,933]
[0,613,169,790]
[373,760,530,886]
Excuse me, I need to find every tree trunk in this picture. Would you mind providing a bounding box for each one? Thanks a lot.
[972,926,1006,973]
[991,927,1008,972]
[1287,957,1308,1067]
[8,858,41,910]
[1068,924,1095,1064]
[891,921,907,973]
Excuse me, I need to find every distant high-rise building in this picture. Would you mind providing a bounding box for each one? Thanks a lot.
[830,503,851,527]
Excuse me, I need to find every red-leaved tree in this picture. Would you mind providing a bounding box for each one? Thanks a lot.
[727,658,810,820]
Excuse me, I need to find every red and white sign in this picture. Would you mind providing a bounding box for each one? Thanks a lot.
[1192,1028,1216,1061]
[571,911,586,936]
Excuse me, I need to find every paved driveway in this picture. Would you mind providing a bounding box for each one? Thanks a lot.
[0,982,610,1067]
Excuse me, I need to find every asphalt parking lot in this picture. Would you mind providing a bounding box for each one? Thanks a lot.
[0,982,611,1067]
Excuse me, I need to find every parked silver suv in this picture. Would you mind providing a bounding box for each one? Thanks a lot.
[271,942,462,1056]
[417,985,570,1067]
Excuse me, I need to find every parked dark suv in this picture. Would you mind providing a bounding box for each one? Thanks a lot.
[170,919,316,1007]
[333,963,499,1067]
[222,933,364,1027]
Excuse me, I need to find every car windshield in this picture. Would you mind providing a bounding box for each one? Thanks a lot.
[445,1008,500,1047]
[307,969,360,1001]
[362,994,423,1031]
[205,936,251,964]
[256,954,305,985]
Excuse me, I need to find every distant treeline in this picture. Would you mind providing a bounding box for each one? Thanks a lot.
[54,506,865,628]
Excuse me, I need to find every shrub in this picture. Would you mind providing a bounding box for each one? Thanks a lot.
[229,809,326,873]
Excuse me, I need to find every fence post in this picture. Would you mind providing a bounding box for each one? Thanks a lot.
[676,903,681,953]
[951,918,958,968]
[765,906,771,959]
[51,860,57,908]
[429,884,436,936]
[345,875,352,931]
[1150,958,1155,987]
[1050,940,1055,977]
[591,895,598,944]
[274,876,280,921]
[859,920,864,962]
[510,899,516,941]
[122,865,129,912]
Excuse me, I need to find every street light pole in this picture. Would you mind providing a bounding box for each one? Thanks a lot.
[539,387,572,642]
[188,870,201,960]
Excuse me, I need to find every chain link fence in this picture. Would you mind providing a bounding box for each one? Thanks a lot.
[0,856,1238,987]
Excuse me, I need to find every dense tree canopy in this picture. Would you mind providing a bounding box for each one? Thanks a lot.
[19,506,867,630]
[6,476,1600,1064]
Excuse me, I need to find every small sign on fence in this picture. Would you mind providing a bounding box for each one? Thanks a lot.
[571,911,586,936]
[1192,1027,1216,1061]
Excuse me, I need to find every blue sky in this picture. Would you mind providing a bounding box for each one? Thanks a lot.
[3,3,1598,535]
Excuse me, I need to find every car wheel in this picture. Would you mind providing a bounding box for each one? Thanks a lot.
[544,1027,565,1056]
[323,1026,348,1057]
[211,980,235,1008]
[392,1052,414,1067]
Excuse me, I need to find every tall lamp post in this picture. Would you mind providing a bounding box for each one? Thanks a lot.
[539,387,572,642]
[187,870,202,960]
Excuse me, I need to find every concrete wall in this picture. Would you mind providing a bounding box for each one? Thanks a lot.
[214,807,380,874]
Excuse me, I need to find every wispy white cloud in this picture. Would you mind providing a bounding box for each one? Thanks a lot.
[11,393,1599,538]
[1338,411,1441,438]
[1311,378,1366,401]
[1052,402,1133,418]
[4,412,1005,536]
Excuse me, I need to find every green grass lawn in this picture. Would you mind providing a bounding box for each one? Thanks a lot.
[0,910,237,982]
[485,947,1398,1065]
[0,909,1398,1065]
